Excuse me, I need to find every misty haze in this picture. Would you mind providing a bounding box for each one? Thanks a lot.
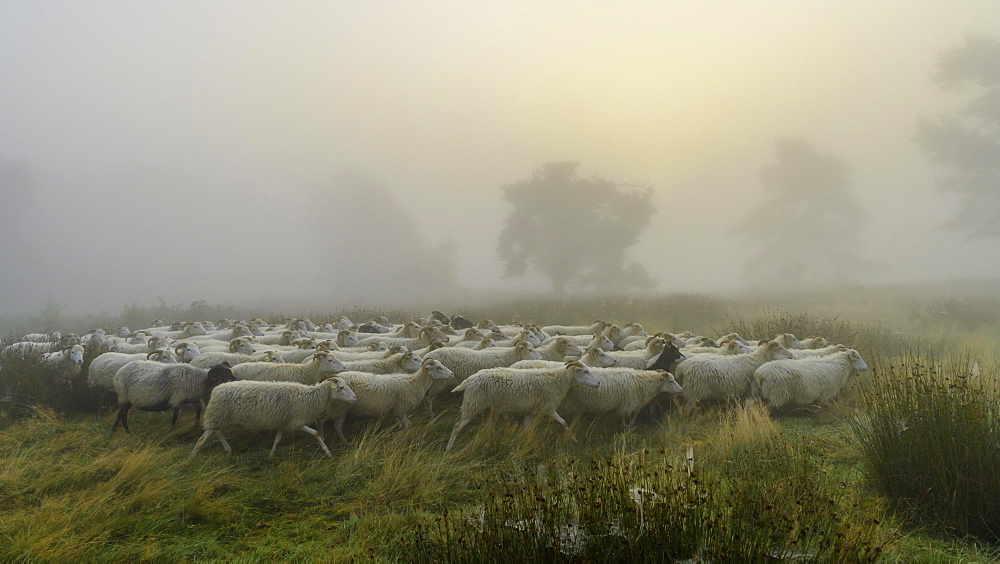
[2,3,1000,315]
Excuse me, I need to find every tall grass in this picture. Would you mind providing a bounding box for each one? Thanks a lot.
[408,402,892,562]
[723,310,916,357]
[852,352,1000,541]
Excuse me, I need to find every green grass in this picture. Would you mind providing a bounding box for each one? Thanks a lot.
[2,292,1000,560]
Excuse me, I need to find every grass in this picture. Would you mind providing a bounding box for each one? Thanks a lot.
[1,291,1000,560]
[852,351,1000,542]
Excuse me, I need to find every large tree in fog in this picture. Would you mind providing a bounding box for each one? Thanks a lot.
[916,36,1000,237]
[734,140,871,285]
[497,162,656,294]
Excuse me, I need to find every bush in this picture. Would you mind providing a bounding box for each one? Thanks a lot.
[0,351,105,421]
[851,352,1000,541]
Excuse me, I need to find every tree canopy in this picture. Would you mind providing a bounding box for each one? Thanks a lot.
[496,162,656,293]
[733,139,873,286]
[916,35,1000,238]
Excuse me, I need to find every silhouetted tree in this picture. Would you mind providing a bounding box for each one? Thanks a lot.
[497,162,656,294]
[733,139,872,286]
[916,36,1000,237]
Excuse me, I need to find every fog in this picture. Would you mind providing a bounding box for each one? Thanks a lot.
[2,2,1000,315]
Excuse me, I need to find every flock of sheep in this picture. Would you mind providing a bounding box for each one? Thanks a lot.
[0,312,867,458]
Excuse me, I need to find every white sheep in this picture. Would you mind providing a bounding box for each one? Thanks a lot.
[253,330,306,346]
[601,324,627,348]
[559,368,683,427]
[718,333,751,346]
[190,349,284,369]
[510,345,618,369]
[534,337,583,361]
[446,361,600,452]
[799,336,831,350]
[330,358,454,443]
[232,351,346,384]
[541,334,616,351]
[771,333,805,350]
[623,333,686,351]
[674,340,793,415]
[620,323,648,338]
[317,343,401,363]
[189,377,357,458]
[39,345,86,382]
[607,337,667,369]
[462,337,498,350]
[172,342,202,363]
[355,327,447,349]
[790,344,848,359]
[753,349,868,411]
[194,337,258,355]
[340,350,423,375]
[2,340,63,358]
[540,320,607,337]
[21,332,61,343]
[683,341,750,356]
[447,327,487,347]
[87,349,177,391]
[185,325,255,343]
[422,340,544,417]
[112,361,236,432]
[414,340,450,356]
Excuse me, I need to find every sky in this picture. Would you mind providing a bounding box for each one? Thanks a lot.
[1,1,999,314]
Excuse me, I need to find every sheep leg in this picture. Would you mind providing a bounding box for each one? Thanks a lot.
[398,415,412,432]
[170,407,181,429]
[424,397,436,419]
[269,431,283,458]
[334,414,349,445]
[681,401,699,418]
[545,410,577,443]
[113,403,131,432]
[299,425,332,457]
[316,418,326,441]
[521,413,536,434]
[446,417,472,452]
[190,430,213,458]
[215,431,232,455]
[626,411,639,429]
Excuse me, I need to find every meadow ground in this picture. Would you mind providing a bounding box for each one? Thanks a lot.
[2,289,1000,561]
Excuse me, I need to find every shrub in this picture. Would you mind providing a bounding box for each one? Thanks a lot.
[851,351,1000,541]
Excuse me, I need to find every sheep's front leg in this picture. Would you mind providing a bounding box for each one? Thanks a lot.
[545,409,578,443]
[300,425,332,457]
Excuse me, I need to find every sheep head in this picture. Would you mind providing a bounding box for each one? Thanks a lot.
[422,358,454,380]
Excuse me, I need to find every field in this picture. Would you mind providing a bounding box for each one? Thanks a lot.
[2,287,1000,561]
